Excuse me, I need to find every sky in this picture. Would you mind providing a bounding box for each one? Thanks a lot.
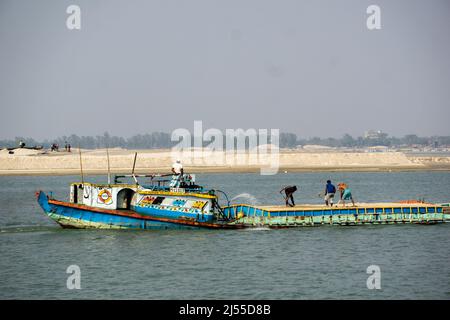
[0,0,449,140]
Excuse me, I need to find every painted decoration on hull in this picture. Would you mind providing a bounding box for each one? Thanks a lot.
[137,195,207,211]
[83,185,91,199]
[140,196,157,205]
[191,201,207,209]
[139,196,166,206]
[172,199,187,207]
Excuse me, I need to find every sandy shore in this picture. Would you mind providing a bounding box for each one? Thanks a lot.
[1,148,449,176]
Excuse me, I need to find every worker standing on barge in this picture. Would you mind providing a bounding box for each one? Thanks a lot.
[170,159,184,187]
[324,180,336,207]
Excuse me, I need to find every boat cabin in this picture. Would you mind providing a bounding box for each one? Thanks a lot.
[69,173,217,218]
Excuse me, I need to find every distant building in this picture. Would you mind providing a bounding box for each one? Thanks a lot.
[364,130,387,140]
[366,146,390,152]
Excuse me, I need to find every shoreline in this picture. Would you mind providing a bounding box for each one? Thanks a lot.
[1,165,450,176]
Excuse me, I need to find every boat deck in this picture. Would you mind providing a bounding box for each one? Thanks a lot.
[223,201,447,221]
[256,202,440,211]
[223,201,449,227]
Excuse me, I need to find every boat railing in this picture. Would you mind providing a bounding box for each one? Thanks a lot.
[114,173,173,184]
[114,173,207,194]
[140,184,205,193]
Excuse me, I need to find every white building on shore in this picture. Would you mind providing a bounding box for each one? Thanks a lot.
[364,130,387,140]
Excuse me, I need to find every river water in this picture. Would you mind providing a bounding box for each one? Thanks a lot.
[0,172,449,299]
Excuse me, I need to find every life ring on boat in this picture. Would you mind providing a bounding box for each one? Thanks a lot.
[98,189,113,205]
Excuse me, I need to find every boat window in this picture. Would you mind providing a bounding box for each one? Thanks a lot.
[152,197,165,205]
[72,185,78,203]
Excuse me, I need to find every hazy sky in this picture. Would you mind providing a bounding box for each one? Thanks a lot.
[1,0,449,140]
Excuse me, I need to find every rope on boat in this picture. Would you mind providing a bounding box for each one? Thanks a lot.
[211,189,230,221]
[214,190,230,207]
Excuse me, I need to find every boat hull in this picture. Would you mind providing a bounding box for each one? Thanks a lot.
[37,191,450,230]
[223,203,450,227]
[37,191,241,230]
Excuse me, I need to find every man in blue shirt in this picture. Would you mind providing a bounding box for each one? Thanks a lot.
[324,180,336,207]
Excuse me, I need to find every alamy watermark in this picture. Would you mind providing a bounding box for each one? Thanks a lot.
[171,121,280,175]
[366,265,381,290]
[366,5,381,30]
[66,264,81,290]
[65,5,380,31]
[66,5,81,30]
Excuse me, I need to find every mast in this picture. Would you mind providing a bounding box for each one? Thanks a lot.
[78,145,84,185]
[106,146,111,185]
[131,152,138,185]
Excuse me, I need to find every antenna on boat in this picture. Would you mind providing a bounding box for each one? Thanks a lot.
[78,144,84,185]
[131,152,138,185]
[106,145,111,185]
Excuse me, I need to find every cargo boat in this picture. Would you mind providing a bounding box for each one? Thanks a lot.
[36,173,450,230]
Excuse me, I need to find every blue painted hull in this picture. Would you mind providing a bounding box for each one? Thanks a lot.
[222,204,445,219]
[222,203,449,227]
[132,205,214,223]
[37,191,235,230]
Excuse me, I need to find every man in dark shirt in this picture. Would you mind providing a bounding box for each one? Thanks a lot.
[280,185,298,207]
[324,180,336,207]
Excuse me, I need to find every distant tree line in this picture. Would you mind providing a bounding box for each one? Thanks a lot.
[1,132,450,149]
[288,133,450,148]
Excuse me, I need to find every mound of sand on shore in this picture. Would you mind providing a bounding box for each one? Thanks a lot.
[0,148,46,156]
[278,152,416,167]
[1,148,448,175]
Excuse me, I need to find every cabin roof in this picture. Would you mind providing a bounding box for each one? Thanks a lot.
[71,181,216,199]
